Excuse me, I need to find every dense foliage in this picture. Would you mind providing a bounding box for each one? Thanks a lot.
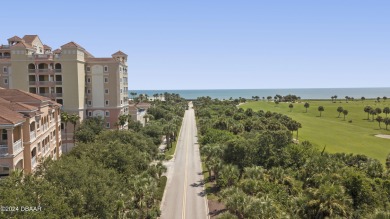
[0,93,187,219]
[194,97,390,219]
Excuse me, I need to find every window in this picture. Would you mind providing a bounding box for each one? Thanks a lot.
[86,66,91,72]
[120,89,123,94]
[88,111,92,117]
[4,79,8,84]
[104,77,108,83]
[119,67,122,72]
[104,66,108,72]
[106,122,110,128]
[87,89,91,94]
[87,78,91,83]
[105,89,109,94]
[60,123,64,130]
[88,100,92,106]
[1,130,7,140]
[105,111,110,117]
[105,100,109,106]
[3,67,7,73]
[120,100,123,105]
[38,143,41,152]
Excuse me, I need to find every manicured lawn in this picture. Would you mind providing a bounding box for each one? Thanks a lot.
[241,100,390,163]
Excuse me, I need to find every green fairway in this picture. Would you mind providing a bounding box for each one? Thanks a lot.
[241,100,390,163]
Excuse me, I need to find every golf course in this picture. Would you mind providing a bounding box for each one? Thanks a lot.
[241,99,390,163]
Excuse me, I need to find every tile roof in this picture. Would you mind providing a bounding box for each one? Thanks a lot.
[7,102,38,112]
[61,41,84,49]
[61,42,95,58]
[11,41,33,49]
[0,105,25,125]
[7,35,22,42]
[53,49,61,54]
[112,50,127,56]
[0,89,50,103]
[43,44,52,50]
[22,35,38,44]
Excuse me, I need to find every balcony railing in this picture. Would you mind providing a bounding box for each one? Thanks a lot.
[30,131,36,141]
[34,54,53,60]
[13,140,23,155]
[40,93,63,98]
[0,145,8,157]
[31,156,37,167]
[37,81,55,86]
[28,69,36,73]
[54,69,62,73]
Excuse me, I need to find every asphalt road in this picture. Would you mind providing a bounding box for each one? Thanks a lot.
[160,102,209,219]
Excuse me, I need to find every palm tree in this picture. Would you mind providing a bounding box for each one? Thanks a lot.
[60,112,70,152]
[377,97,381,102]
[289,103,294,112]
[305,182,352,218]
[318,106,324,117]
[370,109,377,121]
[130,92,137,100]
[337,106,344,118]
[383,107,390,117]
[304,102,310,113]
[364,106,372,120]
[361,96,365,102]
[68,114,80,142]
[383,96,387,102]
[375,107,382,115]
[342,109,348,121]
[384,117,390,130]
[345,96,349,102]
[118,114,128,129]
[376,116,383,129]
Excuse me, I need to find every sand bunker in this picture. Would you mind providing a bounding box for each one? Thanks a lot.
[375,134,390,139]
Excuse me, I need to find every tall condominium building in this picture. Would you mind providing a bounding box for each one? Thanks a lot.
[0,35,129,150]
[0,88,62,176]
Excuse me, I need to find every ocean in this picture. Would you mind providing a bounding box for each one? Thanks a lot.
[130,88,390,100]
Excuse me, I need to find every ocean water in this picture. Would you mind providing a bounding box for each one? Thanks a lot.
[130,88,390,100]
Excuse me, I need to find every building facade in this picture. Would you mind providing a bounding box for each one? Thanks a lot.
[0,35,129,151]
[0,88,62,176]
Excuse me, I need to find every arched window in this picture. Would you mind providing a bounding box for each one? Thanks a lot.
[28,63,35,70]
[55,63,62,70]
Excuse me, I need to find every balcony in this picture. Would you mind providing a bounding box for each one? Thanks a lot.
[0,145,8,157]
[54,69,62,73]
[37,81,55,86]
[30,131,36,141]
[31,156,37,167]
[32,54,53,60]
[40,93,62,98]
[13,140,23,155]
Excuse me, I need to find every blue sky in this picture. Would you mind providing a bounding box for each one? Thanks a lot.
[2,1,389,89]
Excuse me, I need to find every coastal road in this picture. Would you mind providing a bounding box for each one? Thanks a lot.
[160,102,209,219]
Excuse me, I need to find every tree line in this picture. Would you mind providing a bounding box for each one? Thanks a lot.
[194,97,390,219]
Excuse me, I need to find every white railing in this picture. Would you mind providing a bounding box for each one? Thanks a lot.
[30,131,36,141]
[0,145,8,157]
[31,156,37,167]
[13,140,23,154]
